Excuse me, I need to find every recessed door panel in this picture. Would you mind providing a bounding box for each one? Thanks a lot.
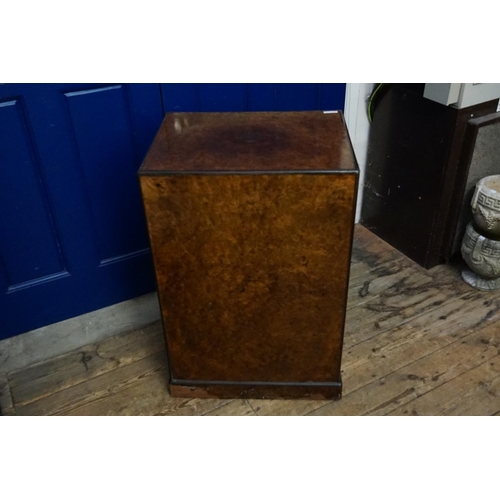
[0,98,67,291]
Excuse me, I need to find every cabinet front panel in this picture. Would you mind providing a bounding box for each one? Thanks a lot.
[141,173,356,383]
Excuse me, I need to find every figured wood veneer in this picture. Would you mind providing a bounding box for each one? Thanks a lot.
[139,111,358,399]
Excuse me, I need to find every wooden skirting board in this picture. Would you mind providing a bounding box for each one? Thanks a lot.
[0,292,160,375]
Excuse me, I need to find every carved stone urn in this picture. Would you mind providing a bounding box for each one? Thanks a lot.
[471,175,500,237]
[461,222,500,291]
[462,175,500,291]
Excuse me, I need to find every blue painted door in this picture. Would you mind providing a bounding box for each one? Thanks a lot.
[0,83,345,340]
[161,83,346,112]
[0,84,164,339]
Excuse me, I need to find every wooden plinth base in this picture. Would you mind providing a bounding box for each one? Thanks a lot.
[169,380,342,400]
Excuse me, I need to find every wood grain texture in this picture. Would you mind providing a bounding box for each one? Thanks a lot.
[389,355,500,416]
[58,362,225,417]
[204,399,256,416]
[140,173,356,397]
[308,315,500,416]
[139,111,358,399]
[247,398,326,417]
[139,111,357,173]
[0,374,15,416]
[0,292,160,375]
[14,352,168,416]
[8,321,165,407]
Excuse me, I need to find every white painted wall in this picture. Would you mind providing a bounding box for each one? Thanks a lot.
[344,83,375,222]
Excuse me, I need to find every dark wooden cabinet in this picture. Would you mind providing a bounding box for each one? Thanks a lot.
[139,111,358,399]
[361,83,499,268]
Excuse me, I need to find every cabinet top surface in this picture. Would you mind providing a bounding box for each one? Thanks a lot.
[139,111,358,174]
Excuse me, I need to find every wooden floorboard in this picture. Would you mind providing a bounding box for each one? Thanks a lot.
[307,320,500,416]
[0,374,15,416]
[5,225,500,416]
[8,322,166,408]
[204,400,257,416]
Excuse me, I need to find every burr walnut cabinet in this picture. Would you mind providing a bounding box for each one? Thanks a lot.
[139,111,358,400]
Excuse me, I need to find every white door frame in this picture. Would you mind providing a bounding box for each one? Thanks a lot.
[344,83,374,222]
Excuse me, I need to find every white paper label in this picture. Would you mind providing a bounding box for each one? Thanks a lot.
[323,110,338,114]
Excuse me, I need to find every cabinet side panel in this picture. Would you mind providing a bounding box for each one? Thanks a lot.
[140,173,356,383]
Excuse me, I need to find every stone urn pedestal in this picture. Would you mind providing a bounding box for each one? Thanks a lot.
[461,175,500,291]
[461,223,500,291]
